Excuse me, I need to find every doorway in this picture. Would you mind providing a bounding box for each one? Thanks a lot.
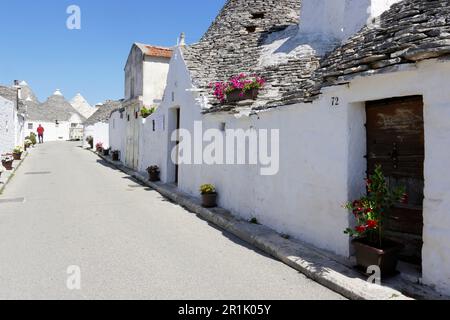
[167,107,180,184]
[366,96,424,264]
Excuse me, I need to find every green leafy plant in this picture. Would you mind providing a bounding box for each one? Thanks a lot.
[24,139,32,147]
[29,133,37,145]
[141,106,157,118]
[344,165,407,248]
[13,146,23,154]
[200,184,216,195]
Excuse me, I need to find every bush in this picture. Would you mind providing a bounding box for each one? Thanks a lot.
[29,133,37,145]
[140,106,157,119]
[200,184,216,195]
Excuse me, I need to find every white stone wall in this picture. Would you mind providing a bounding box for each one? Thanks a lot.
[143,46,450,295]
[83,122,110,149]
[0,96,15,155]
[143,56,171,106]
[25,121,71,142]
[125,45,144,101]
[109,110,127,161]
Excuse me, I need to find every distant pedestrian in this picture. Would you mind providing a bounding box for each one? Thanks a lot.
[37,124,45,144]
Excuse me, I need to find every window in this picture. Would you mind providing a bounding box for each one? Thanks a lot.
[71,123,77,128]
[55,120,59,128]
[28,123,33,130]
[245,26,257,33]
[219,122,226,132]
[127,114,130,122]
[251,12,265,19]
[152,120,156,132]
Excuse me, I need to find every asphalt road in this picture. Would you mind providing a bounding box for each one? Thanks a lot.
[0,142,344,300]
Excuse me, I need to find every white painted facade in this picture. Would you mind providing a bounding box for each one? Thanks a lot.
[132,41,450,296]
[120,43,172,170]
[25,113,84,142]
[0,96,15,155]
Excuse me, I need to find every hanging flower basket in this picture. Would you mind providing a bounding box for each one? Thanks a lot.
[226,88,259,103]
[210,73,265,104]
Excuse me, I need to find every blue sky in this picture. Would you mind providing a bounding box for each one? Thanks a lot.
[0,0,225,105]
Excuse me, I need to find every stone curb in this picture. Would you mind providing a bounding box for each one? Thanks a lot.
[92,150,413,300]
[0,150,30,195]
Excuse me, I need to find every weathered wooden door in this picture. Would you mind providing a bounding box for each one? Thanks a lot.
[366,96,424,264]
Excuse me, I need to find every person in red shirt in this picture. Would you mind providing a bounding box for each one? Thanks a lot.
[37,124,45,144]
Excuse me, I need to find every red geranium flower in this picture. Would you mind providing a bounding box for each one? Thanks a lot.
[366,220,378,229]
[355,226,367,233]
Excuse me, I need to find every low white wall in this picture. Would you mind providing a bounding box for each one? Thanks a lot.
[83,123,110,149]
[0,96,14,155]
[25,121,72,142]
[109,110,127,161]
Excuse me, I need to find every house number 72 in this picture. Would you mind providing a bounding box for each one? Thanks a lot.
[331,97,340,107]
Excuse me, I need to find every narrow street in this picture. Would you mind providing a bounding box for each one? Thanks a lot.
[0,142,344,300]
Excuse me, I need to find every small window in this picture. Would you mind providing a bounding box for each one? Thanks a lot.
[246,26,257,33]
[135,111,138,119]
[127,114,130,122]
[171,92,175,102]
[152,120,156,132]
[28,123,33,130]
[251,12,265,19]
[219,122,226,132]
[55,120,59,128]
[71,123,77,128]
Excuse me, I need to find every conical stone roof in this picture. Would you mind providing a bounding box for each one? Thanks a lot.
[70,93,96,119]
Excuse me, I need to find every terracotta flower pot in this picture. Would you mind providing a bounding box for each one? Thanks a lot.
[353,238,404,276]
[226,88,259,104]
[201,193,218,208]
[2,160,13,171]
[148,171,160,182]
[13,152,22,161]
[112,152,120,161]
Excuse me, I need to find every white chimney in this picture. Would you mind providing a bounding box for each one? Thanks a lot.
[298,0,402,43]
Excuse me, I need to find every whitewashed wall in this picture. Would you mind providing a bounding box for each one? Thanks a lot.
[83,122,110,149]
[142,56,171,106]
[109,110,127,161]
[0,96,15,155]
[26,121,70,142]
[147,46,450,295]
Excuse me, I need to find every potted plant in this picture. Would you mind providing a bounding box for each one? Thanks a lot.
[345,165,407,275]
[86,136,94,149]
[1,154,14,171]
[200,184,218,208]
[140,106,157,119]
[95,142,103,153]
[210,73,265,104]
[24,139,32,151]
[147,166,160,182]
[13,146,23,160]
[112,150,120,161]
[0,166,3,179]
[29,133,37,146]
[103,148,110,156]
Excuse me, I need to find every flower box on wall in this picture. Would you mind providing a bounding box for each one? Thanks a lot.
[226,88,259,103]
[211,73,265,105]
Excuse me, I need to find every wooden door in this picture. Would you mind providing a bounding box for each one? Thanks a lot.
[366,96,424,264]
